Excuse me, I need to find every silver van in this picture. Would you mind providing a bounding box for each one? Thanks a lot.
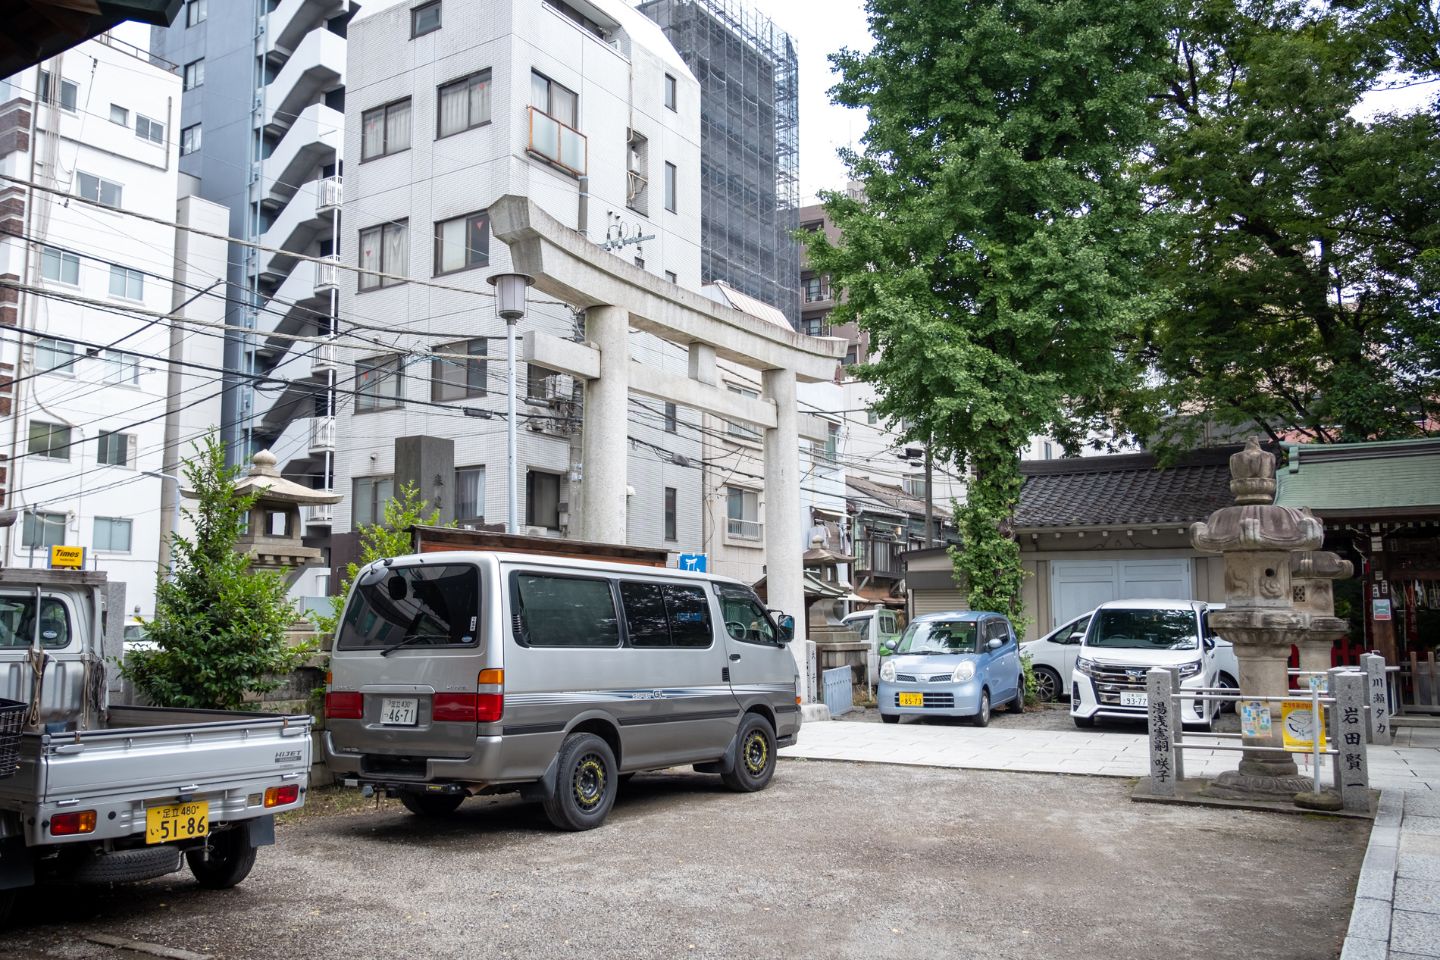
[324,551,801,830]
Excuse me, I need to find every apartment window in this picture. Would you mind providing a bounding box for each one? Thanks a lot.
[903,475,930,499]
[433,210,489,275]
[526,470,561,530]
[437,70,491,138]
[867,407,879,425]
[361,99,412,160]
[726,384,760,441]
[1044,441,1054,460]
[664,486,677,542]
[352,476,394,527]
[802,220,824,233]
[663,401,677,434]
[358,220,407,289]
[109,104,128,125]
[665,270,677,284]
[844,344,858,366]
[664,73,677,111]
[356,356,403,412]
[431,338,487,401]
[28,421,71,461]
[529,71,584,175]
[455,466,484,522]
[180,123,202,156]
[183,59,204,91]
[109,265,143,300]
[38,71,77,112]
[634,255,645,270]
[101,350,141,385]
[800,317,822,336]
[97,431,134,467]
[39,246,79,285]
[664,161,677,213]
[726,487,760,540]
[411,1,441,37]
[35,338,75,375]
[21,512,66,550]
[76,172,123,209]
[185,0,207,26]
[93,517,133,553]
[626,129,648,215]
[531,71,578,127]
[135,115,164,144]
[824,422,840,463]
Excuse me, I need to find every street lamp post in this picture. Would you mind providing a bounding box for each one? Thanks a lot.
[487,273,534,535]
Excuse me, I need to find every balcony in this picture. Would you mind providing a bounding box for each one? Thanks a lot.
[316,175,342,213]
[311,339,339,373]
[726,517,763,541]
[855,538,900,577]
[263,29,345,132]
[314,256,340,294]
[261,102,340,208]
[267,0,346,58]
[526,107,586,177]
[306,502,335,524]
[309,415,336,454]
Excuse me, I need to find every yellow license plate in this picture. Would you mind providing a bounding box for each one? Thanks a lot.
[898,692,924,707]
[145,801,209,844]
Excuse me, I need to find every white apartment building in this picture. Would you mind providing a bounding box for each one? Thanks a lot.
[332,0,709,560]
[0,28,228,616]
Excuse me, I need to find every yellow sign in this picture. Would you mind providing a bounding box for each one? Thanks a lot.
[1281,700,1327,752]
[49,545,84,569]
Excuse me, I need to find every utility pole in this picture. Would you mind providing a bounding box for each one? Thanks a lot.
[923,443,934,545]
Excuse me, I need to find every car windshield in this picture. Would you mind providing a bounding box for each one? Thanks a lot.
[1088,609,1198,650]
[896,619,977,655]
[337,563,480,650]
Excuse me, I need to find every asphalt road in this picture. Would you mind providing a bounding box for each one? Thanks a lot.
[1,762,1365,960]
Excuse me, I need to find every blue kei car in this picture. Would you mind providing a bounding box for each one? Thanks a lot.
[878,611,1024,726]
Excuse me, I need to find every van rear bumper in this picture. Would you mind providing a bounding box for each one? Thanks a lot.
[324,732,523,785]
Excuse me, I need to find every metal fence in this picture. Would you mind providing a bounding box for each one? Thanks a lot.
[821,666,855,718]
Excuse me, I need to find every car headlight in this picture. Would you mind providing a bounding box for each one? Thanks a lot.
[1176,660,1202,679]
[880,660,896,683]
[1076,657,1096,677]
[952,661,976,683]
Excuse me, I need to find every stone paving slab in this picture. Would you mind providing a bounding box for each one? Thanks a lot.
[1395,879,1440,915]
[1389,910,1440,957]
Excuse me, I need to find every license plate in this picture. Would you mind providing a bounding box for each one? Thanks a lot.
[1120,691,1148,708]
[380,697,419,725]
[145,801,208,844]
[898,692,924,707]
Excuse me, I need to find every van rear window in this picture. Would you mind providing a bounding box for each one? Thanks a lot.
[337,563,480,651]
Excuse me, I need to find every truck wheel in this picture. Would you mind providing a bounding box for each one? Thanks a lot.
[400,793,464,817]
[541,733,617,831]
[186,828,258,890]
[721,713,776,793]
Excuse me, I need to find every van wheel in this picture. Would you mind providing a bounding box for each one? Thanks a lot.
[400,793,464,817]
[971,689,991,727]
[542,733,617,831]
[186,828,258,890]
[721,714,777,792]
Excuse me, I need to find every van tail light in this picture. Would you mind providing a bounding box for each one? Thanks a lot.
[51,810,97,835]
[264,784,301,808]
[433,693,503,723]
[325,691,363,720]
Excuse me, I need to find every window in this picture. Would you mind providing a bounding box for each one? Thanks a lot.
[619,582,711,648]
[183,59,204,90]
[664,487,677,542]
[663,401,677,433]
[76,172,122,209]
[38,71,77,112]
[527,364,560,401]
[28,421,71,460]
[823,422,840,463]
[337,563,480,651]
[180,123,202,156]
[867,407,878,425]
[94,517,132,552]
[801,220,824,233]
[903,474,929,500]
[545,0,609,39]
[844,344,858,366]
[411,1,441,37]
[531,72,578,126]
[352,476,394,527]
[1044,441,1054,460]
[528,72,584,175]
[800,317,822,336]
[134,115,164,144]
[725,384,759,440]
[40,246,79,285]
[455,466,484,522]
[96,431,133,467]
[431,338,487,401]
[717,586,777,645]
[526,470,561,530]
[358,220,407,289]
[109,104,128,125]
[664,161,677,213]
[21,512,66,550]
[726,487,759,539]
[664,73,677,111]
[665,270,677,284]
[185,0,207,26]
[626,129,648,215]
[803,276,826,302]
[35,338,74,375]
[109,264,143,300]
[437,70,490,137]
[512,573,618,647]
[1051,616,1090,645]
[355,356,403,412]
[361,99,412,160]
[433,210,489,275]
[101,350,141,385]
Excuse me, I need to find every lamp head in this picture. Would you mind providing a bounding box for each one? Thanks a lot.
[487,272,534,321]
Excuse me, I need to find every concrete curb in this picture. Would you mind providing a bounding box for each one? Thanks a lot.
[1340,789,1403,960]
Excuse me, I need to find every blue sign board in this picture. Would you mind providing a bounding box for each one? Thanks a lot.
[677,553,707,572]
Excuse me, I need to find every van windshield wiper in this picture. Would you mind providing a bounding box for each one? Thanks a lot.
[379,633,450,657]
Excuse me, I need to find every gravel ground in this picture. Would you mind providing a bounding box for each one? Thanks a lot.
[1,762,1363,960]
[838,700,1245,733]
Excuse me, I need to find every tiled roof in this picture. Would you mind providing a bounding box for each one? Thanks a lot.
[846,475,928,518]
[1015,448,1242,530]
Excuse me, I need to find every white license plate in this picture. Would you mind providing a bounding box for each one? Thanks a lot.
[380,697,419,725]
[1120,691,1148,708]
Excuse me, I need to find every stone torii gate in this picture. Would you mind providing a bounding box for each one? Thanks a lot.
[488,196,846,684]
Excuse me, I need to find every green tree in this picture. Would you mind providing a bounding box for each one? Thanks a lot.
[122,437,308,710]
[807,0,1172,619]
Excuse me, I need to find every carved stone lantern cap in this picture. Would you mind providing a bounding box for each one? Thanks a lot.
[227,449,343,505]
[1291,549,1353,581]
[1191,437,1323,554]
[1229,436,1277,505]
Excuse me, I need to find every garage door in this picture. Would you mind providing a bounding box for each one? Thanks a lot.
[911,589,968,618]
[1049,558,1191,629]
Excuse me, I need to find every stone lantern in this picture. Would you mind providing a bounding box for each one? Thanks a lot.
[227,450,342,587]
[1191,437,1324,799]
[1290,534,1353,676]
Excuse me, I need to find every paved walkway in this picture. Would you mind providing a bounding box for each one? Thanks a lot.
[780,718,1440,960]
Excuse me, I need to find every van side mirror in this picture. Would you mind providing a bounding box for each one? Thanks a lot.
[776,614,795,643]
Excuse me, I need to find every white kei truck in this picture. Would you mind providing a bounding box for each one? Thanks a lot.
[0,568,312,923]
